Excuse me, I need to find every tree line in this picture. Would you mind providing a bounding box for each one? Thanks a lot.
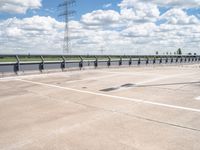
[156,48,197,55]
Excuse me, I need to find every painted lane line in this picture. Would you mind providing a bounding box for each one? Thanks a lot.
[17,79,200,113]
[195,96,200,100]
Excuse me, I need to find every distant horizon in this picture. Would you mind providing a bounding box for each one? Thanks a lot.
[0,49,199,56]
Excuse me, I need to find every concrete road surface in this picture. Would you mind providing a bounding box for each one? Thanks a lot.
[0,64,200,150]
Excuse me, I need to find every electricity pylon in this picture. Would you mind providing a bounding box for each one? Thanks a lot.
[58,0,76,54]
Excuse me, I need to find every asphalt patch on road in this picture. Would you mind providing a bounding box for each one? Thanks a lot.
[100,83,135,92]
[121,83,135,87]
[100,87,119,92]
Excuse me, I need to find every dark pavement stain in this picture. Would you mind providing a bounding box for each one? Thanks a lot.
[100,83,135,92]
[100,87,119,92]
[121,83,135,87]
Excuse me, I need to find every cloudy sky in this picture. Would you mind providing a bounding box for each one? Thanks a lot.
[0,0,200,55]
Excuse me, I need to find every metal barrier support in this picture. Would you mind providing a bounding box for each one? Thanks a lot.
[39,56,44,72]
[0,54,199,74]
[175,57,178,63]
[166,57,168,63]
[195,57,198,62]
[153,57,156,64]
[119,57,122,66]
[138,57,141,65]
[79,56,83,69]
[14,55,20,74]
[160,57,162,64]
[129,56,132,66]
[171,57,173,63]
[61,56,66,70]
[107,56,111,67]
[94,56,98,68]
[146,57,149,64]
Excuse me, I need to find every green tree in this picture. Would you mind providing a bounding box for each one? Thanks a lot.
[177,48,182,55]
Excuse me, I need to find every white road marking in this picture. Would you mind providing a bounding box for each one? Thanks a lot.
[195,96,200,100]
[17,79,200,113]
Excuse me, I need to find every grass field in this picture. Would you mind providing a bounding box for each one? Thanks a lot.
[0,56,128,63]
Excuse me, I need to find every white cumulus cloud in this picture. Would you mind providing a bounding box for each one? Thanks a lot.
[0,0,200,55]
[119,0,160,23]
[161,8,199,25]
[0,16,64,53]
[120,0,200,9]
[0,0,42,14]
[81,10,120,27]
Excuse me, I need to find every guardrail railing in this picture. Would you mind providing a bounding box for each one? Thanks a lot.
[0,54,199,75]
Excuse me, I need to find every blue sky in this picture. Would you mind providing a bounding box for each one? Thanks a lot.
[0,0,200,55]
[1,1,199,21]
[0,0,121,20]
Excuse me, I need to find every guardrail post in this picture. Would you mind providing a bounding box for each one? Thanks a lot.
[14,55,20,74]
[138,57,141,65]
[39,56,44,72]
[166,57,168,63]
[129,56,132,66]
[119,56,122,66]
[61,56,66,71]
[107,56,111,67]
[159,57,162,64]
[146,57,149,65]
[79,56,83,69]
[195,56,197,62]
[170,57,173,63]
[94,56,98,68]
[153,57,156,64]
[176,57,178,63]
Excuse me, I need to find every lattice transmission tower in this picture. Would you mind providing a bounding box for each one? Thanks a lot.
[58,0,76,54]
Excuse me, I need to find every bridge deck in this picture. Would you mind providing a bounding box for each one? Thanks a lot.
[0,64,200,150]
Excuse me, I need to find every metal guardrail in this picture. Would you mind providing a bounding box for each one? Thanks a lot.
[0,54,199,74]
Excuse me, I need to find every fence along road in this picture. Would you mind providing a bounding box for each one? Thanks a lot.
[0,54,199,75]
